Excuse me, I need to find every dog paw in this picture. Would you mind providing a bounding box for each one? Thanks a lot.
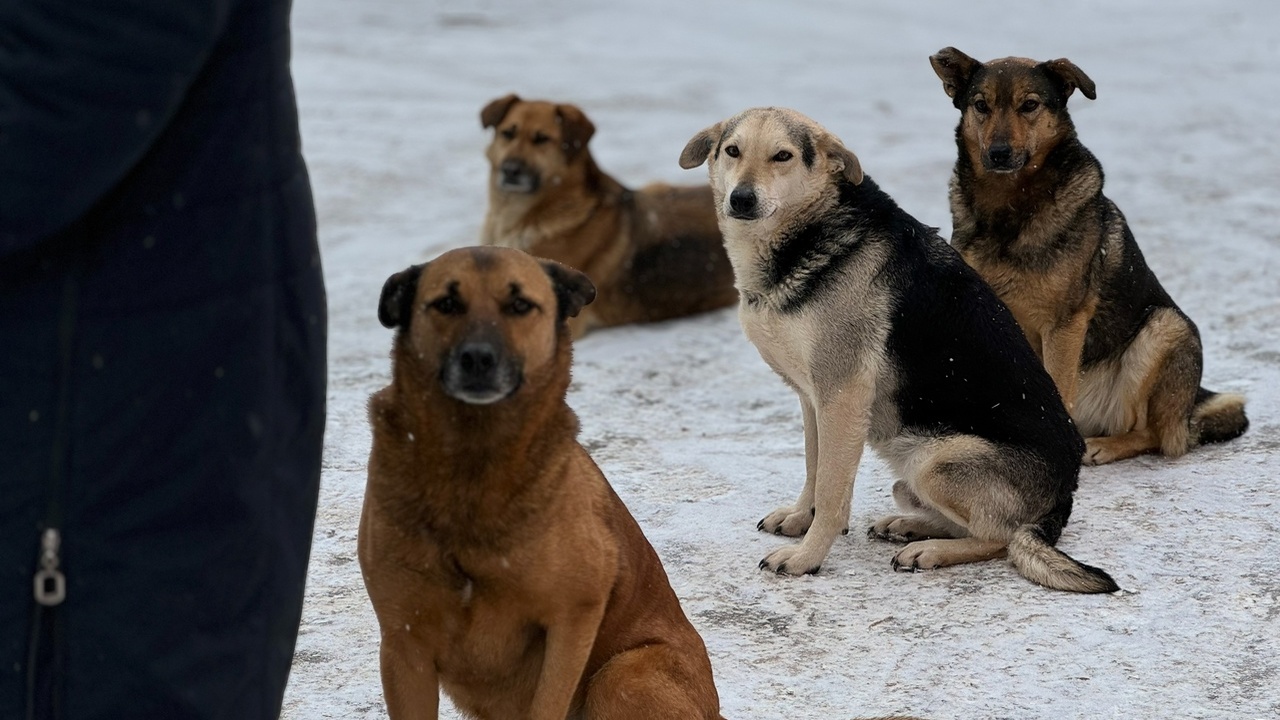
[890,542,944,573]
[758,543,823,576]
[757,505,814,537]
[1083,437,1118,466]
[867,515,919,543]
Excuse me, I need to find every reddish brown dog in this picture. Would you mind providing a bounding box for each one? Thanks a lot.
[480,94,737,338]
[358,246,724,719]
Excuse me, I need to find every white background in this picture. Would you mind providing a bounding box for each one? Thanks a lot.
[284,1,1279,717]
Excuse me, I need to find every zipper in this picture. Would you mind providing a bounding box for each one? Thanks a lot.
[26,268,79,720]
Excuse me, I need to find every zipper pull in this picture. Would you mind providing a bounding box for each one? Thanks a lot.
[33,528,66,607]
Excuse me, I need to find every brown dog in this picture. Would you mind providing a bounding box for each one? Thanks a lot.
[930,48,1248,464]
[480,94,737,337]
[358,246,724,719]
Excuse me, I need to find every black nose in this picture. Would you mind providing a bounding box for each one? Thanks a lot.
[729,186,757,215]
[500,159,526,181]
[457,342,498,380]
[987,143,1013,167]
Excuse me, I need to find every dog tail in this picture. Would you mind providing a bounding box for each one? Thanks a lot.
[1007,524,1119,594]
[1191,387,1248,446]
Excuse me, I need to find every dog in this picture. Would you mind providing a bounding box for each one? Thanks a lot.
[358,246,724,719]
[480,94,737,338]
[679,107,1117,593]
[930,47,1249,465]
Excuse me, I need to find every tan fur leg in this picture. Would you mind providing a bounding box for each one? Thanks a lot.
[1040,307,1093,413]
[1083,427,1160,465]
[1077,308,1200,463]
[869,513,965,543]
[758,396,818,537]
[892,537,1008,571]
[760,378,872,575]
[379,636,439,720]
[583,644,719,720]
[531,602,608,720]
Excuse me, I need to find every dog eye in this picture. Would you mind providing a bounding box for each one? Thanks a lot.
[772,150,793,162]
[532,132,550,145]
[1019,99,1041,113]
[506,297,536,316]
[724,145,740,158]
[500,127,517,140]
[429,296,465,315]
[973,99,990,114]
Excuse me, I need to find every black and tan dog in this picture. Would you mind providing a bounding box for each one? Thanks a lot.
[480,94,737,338]
[680,107,1117,593]
[359,246,724,719]
[930,47,1248,465]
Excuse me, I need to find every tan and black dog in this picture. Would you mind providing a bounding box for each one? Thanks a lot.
[480,94,737,338]
[359,246,723,719]
[680,108,1117,593]
[930,47,1248,465]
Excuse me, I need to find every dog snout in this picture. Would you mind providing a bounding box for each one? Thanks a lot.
[987,142,1013,168]
[443,338,521,404]
[498,159,539,193]
[728,185,759,219]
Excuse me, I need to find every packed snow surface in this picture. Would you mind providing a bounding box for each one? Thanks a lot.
[284,1,1279,717]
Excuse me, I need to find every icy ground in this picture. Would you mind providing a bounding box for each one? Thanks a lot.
[282,1,1279,718]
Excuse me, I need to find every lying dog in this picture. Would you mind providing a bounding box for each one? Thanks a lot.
[480,94,737,338]
[359,246,724,719]
[680,107,1117,593]
[930,47,1248,465]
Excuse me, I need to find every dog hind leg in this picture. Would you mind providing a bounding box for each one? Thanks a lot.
[583,644,721,720]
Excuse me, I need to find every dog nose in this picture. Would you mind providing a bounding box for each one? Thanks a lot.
[987,143,1013,167]
[500,159,525,180]
[729,186,757,215]
[457,342,498,378]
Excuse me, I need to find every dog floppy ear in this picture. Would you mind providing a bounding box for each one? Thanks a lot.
[930,47,980,99]
[678,122,724,169]
[378,263,426,330]
[555,104,595,157]
[1040,58,1097,101]
[481,93,521,129]
[823,136,864,185]
[540,260,596,322]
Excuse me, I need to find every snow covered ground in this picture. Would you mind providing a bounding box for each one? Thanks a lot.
[283,1,1279,717]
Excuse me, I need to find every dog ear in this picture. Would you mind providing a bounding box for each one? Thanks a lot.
[930,47,980,99]
[678,122,724,169]
[824,137,864,185]
[378,263,426,330]
[480,93,521,129]
[540,260,596,322]
[555,104,595,157]
[1040,58,1097,101]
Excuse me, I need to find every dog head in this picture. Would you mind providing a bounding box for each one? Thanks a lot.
[679,107,862,227]
[378,247,595,405]
[930,47,1096,175]
[480,94,597,196]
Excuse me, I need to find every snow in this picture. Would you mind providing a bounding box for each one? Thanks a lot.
[284,1,1280,718]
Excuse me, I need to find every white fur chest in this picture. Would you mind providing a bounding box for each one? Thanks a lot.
[739,302,818,399]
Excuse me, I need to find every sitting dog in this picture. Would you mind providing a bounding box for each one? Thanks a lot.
[929,47,1248,465]
[480,94,737,338]
[680,107,1117,592]
[359,246,724,719]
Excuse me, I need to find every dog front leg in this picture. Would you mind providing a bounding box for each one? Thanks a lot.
[379,635,440,720]
[1041,309,1091,414]
[760,381,871,575]
[530,601,607,720]
[758,395,819,536]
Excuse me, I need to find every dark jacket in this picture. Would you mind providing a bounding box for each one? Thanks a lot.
[1,1,326,718]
